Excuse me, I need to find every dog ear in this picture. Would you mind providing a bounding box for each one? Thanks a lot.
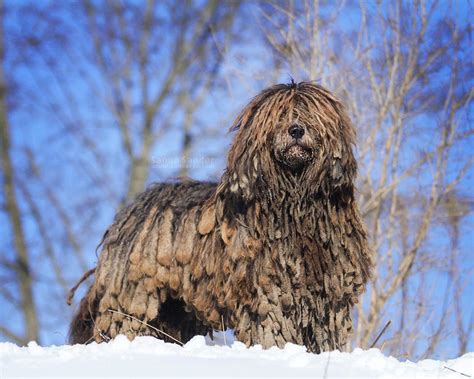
[317,110,358,200]
[331,121,357,189]
[218,138,263,203]
[218,103,273,203]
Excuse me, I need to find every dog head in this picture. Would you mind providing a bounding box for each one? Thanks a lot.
[221,82,357,202]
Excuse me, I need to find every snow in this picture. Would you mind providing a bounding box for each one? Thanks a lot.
[1,332,472,378]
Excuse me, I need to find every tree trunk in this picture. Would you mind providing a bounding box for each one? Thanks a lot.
[0,1,39,343]
[124,155,150,204]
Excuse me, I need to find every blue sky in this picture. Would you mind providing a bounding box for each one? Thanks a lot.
[1,0,472,359]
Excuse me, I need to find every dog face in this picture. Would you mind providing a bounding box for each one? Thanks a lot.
[272,116,321,172]
[223,82,357,200]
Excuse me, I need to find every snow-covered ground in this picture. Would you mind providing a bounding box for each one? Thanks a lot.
[1,332,472,378]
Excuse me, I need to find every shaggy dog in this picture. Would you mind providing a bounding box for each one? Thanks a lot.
[69,82,372,353]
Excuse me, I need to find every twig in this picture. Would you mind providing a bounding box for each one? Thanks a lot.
[369,320,391,349]
[323,351,331,379]
[444,366,471,378]
[221,315,227,346]
[67,267,96,305]
[107,309,184,346]
[97,329,111,342]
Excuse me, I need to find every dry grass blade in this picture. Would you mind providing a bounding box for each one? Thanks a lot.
[369,320,391,349]
[107,309,184,346]
[443,366,471,378]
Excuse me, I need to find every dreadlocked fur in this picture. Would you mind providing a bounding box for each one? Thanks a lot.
[69,82,372,353]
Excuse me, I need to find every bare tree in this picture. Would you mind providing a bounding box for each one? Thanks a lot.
[260,0,473,359]
[82,0,239,203]
[441,193,473,356]
[1,0,240,344]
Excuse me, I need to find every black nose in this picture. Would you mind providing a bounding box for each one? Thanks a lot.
[288,125,305,139]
